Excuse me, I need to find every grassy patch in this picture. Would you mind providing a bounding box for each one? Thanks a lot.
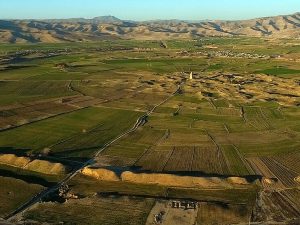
[0,176,43,218]
[24,196,154,225]
[256,67,300,76]
[0,107,141,157]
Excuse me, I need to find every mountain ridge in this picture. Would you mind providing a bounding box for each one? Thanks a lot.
[0,13,299,43]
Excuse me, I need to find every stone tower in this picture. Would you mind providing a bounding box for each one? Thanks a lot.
[189,72,193,80]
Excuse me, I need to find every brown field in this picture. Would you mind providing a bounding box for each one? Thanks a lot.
[135,146,173,172]
[260,157,299,188]
[63,95,105,108]
[273,152,300,174]
[163,146,194,172]
[247,157,299,189]
[196,202,250,225]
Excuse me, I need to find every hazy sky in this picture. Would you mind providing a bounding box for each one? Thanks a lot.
[1,0,299,20]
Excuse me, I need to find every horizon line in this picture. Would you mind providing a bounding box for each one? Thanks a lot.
[1,12,299,22]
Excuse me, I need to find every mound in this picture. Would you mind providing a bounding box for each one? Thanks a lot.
[262,177,279,186]
[81,167,120,181]
[24,160,66,175]
[81,168,252,188]
[226,177,249,185]
[0,154,31,168]
[294,176,300,183]
[121,171,231,188]
[0,154,66,175]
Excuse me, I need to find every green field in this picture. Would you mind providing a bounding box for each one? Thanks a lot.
[0,106,141,159]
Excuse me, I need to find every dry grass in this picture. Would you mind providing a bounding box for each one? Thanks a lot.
[80,167,251,189]
[196,202,250,225]
[0,154,66,175]
[81,167,120,181]
[0,154,30,168]
[24,160,66,175]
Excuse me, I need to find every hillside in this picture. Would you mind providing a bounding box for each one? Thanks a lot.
[0,13,299,43]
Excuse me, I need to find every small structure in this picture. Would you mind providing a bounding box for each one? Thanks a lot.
[60,97,72,103]
[154,211,165,224]
[171,200,197,210]
[189,72,193,80]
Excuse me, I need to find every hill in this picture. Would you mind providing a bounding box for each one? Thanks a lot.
[0,13,299,43]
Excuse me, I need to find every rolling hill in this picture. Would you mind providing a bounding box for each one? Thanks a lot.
[0,13,299,43]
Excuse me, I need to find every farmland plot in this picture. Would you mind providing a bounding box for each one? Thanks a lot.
[273,151,300,174]
[260,107,284,120]
[196,202,250,225]
[282,189,300,211]
[246,157,285,189]
[191,120,226,132]
[222,145,252,176]
[50,108,142,159]
[0,80,74,105]
[136,145,230,175]
[191,146,230,175]
[216,107,241,117]
[247,157,299,188]
[235,135,300,156]
[163,146,195,172]
[212,99,230,108]
[101,128,166,165]
[147,115,194,129]
[252,190,300,222]
[135,146,173,172]
[0,107,140,158]
[243,106,272,130]
[0,99,77,129]
[24,196,154,225]
[260,157,299,188]
[64,96,105,108]
[0,176,43,218]
[162,129,214,147]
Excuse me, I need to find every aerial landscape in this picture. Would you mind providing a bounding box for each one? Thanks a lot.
[0,0,300,224]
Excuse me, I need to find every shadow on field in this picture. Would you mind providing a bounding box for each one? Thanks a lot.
[52,146,99,162]
[0,147,31,157]
[0,168,56,187]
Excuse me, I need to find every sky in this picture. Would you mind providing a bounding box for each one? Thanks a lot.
[0,0,299,21]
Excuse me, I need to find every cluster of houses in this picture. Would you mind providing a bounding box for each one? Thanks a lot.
[2,48,71,57]
[0,48,71,64]
[196,50,269,59]
[171,200,197,210]
[176,49,276,59]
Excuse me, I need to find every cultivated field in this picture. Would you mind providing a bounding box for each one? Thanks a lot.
[0,38,299,224]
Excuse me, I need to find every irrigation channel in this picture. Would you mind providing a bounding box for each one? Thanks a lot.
[5,83,183,222]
